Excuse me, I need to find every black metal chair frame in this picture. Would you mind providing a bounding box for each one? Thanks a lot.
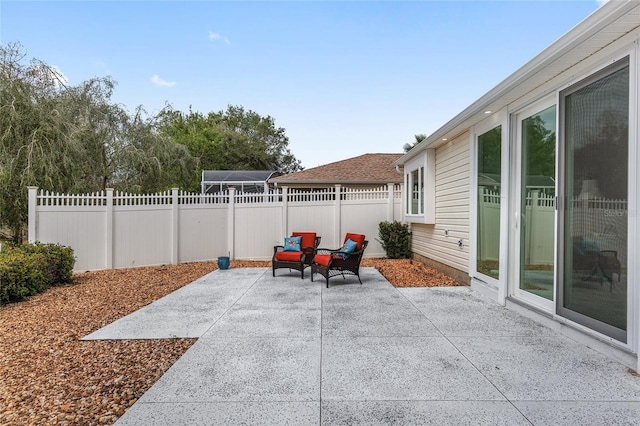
[573,237,621,292]
[311,240,368,288]
[272,236,321,279]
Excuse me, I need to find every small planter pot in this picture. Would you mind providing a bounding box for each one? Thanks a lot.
[217,256,230,270]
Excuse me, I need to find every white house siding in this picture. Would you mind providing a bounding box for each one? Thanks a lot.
[411,132,470,277]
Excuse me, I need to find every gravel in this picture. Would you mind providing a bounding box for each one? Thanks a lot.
[0,259,461,425]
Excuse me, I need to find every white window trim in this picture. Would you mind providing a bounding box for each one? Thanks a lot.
[403,150,435,224]
[469,110,509,302]
[510,95,558,314]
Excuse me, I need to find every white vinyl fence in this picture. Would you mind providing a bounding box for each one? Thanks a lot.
[28,184,403,272]
[478,187,628,266]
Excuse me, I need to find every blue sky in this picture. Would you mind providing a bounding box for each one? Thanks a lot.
[1,1,603,169]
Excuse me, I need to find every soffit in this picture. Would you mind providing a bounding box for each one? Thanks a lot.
[395,1,640,166]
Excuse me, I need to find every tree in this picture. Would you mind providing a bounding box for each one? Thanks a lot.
[159,105,303,191]
[0,43,196,241]
[523,115,555,178]
[0,43,76,241]
[403,134,426,152]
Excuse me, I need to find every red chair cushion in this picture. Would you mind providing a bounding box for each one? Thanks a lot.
[292,232,316,248]
[275,251,303,262]
[314,254,331,267]
[344,233,365,250]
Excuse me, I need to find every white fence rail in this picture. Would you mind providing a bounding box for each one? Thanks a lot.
[478,188,628,265]
[28,184,403,272]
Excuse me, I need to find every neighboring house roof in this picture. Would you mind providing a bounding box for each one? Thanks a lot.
[395,0,640,166]
[270,153,403,185]
[202,170,279,182]
[201,170,280,194]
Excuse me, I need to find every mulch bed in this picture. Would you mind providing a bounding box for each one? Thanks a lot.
[0,258,462,425]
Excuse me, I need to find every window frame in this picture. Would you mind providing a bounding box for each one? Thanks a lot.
[403,150,435,224]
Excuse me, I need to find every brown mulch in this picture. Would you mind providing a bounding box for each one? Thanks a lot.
[0,258,460,425]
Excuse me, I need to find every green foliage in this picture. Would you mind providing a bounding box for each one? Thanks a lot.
[403,134,426,153]
[377,221,412,259]
[13,242,75,286]
[478,126,501,175]
[0,249,46,303]
[1,43,302,239]
[0,242,74,303]
[0,43,196,240]
[158,105,303,191]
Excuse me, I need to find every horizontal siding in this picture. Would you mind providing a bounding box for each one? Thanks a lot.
[412,131,470,274]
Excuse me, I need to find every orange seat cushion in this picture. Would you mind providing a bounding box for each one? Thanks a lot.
[275,251,303,262]
[314,254,331,267]
[344,233,365,250]
[292,232,316,248]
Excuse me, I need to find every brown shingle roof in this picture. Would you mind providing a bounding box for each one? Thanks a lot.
[271,153,403,185]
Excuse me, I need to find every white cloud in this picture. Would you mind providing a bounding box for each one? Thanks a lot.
[51,66,69,87]
[151,75,176,87]
[209,31,231,45]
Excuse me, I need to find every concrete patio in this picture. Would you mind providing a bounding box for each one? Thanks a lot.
[83,267,640,425]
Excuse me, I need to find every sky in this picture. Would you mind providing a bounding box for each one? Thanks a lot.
[1,0,605,169]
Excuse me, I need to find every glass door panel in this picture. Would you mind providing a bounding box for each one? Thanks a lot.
[559,60,629,342]
[519,106,556,301]
[476,126,502,280]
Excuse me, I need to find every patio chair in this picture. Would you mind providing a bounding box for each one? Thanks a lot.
[272,232,321,279]
[573,237,621,292]
[311,233,368,288]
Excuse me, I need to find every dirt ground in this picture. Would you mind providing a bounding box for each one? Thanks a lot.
[0,259,462,425]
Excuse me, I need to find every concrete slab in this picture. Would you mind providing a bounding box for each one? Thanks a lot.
[321,401,531,425]
[322,289,440,337]
[450,334,640,401]
[202,306,321,338]
[137,337,321,403]
[110,267,640,425]
[321,336,505,401]
[400,286,554,337]
[116,402,319,426]
[82,268,267,340]
[512,401,640,426]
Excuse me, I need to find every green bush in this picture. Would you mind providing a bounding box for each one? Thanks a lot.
[0,250,46,303]
[0,242,74,303]
[377,221,412,259]
[15,243,75,286]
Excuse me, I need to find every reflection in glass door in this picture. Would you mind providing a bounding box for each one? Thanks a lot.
[559,59,629,342]
[476,126,502,280]
[519,105,556,302]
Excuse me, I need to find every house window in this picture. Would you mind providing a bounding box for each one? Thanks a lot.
[408,167,424,215]
[404,150,435,224]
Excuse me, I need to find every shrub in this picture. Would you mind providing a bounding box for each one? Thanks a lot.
[0,242,74,303]
[15,243,75,286]
[0,250,46,303]
[377,221,412,259]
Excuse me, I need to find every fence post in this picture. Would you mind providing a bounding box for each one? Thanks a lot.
[27,186,38,243]
[106,188,114,269]
[228,187,236,259]
[387,183,395,221]
[171,188,179,265]
[281,186,289,237]
[334,184,342,246]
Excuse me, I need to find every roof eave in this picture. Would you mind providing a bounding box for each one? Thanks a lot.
[394,0,638,167]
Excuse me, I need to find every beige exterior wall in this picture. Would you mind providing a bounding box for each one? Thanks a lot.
[411,131,470,276]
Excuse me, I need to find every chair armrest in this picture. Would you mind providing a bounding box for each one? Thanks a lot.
[315,247,341,255]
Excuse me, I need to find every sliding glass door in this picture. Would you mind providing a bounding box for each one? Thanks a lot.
[514,100,557,309]
[476,125,502,281]
[558,58,629,342]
